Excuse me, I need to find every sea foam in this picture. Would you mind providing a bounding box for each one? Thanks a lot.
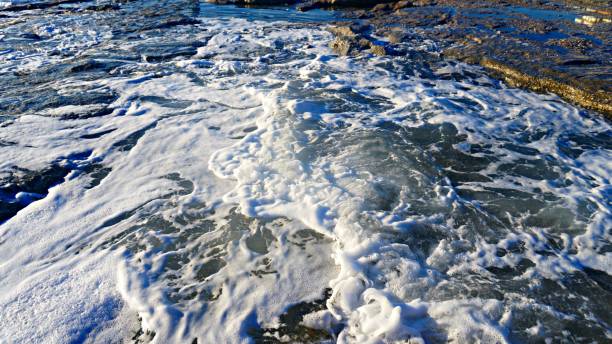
[0,7,610,344]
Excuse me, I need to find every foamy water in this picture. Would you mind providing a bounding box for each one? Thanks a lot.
[0,1,610,343]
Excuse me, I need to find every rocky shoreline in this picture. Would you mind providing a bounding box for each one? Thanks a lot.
[2,0,610,117]
[215,0,612,117]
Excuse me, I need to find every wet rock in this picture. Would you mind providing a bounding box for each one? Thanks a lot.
[53,104,115,120]
[249,289,334,343]
[372,3,393,12]
[559,57,598,66]
[391,7,452,26]
[548,37,594,53]
[296,0,323,11]
[353,0,611,117]
[329,37,362,55]
[83,4,120,12]
[369,43,386,55]
[137,42,203,62]
[18,32,42,40]
[393,1,411,9]
[416,0,437,4]
[328,25,359,38]
[0,83,118,118]
[140,16,201,31]
[328,24,387,56]
[330,37,351,55]
[385,28,411,43]
[67,59,124,74]
[481,58,612,116]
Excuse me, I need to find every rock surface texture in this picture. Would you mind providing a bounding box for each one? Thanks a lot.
[348,0,612,117]
[201,0,612,117]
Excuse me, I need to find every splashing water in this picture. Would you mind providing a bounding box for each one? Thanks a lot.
[0,1,610,343]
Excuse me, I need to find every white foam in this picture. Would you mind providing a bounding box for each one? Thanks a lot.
[0,13,610,344]
[206,21,611,343]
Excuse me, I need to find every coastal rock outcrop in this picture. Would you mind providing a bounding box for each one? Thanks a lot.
[327,24,387,56]
[337,0,611,117]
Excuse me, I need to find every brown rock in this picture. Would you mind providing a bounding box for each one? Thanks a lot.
[481,58,612,117]
[330,37,354,55]
[393,0,413,10]
[413,0,436,5]
[359,38,373,48]
[370,44,387,55]
[386,30,410,43]
[373,3,393,12]
[328,25,358,37]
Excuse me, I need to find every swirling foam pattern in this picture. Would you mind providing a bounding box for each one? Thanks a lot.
[0,2,610,343]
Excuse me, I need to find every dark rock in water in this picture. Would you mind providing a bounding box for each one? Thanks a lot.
[83,4,120,12]
[141,47,198,62]
[248,289,335,342]
[0,165,71,224]
[393,0,416,9]
[18,32,42,40]
[372,3,393,12]
[56,104,115,120]
[328,25,360,37]
[67,59,124,74]
[296,1,321,11]
[140,16,201,31]
[559,58,599,66]
[80,128,117,140]
[331,0,396,5]
[328,22,372,38]
[0,81,119,118]
[136,42,203,62]
[81,164,112,189]
[369,43,386,55]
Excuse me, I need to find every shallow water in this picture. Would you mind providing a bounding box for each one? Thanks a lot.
[0,1,611,343]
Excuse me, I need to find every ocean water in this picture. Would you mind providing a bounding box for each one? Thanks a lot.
[0,1,610,343]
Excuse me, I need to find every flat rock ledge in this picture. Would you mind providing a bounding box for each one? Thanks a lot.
[207,0,611,118]
[359,0,612,118]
